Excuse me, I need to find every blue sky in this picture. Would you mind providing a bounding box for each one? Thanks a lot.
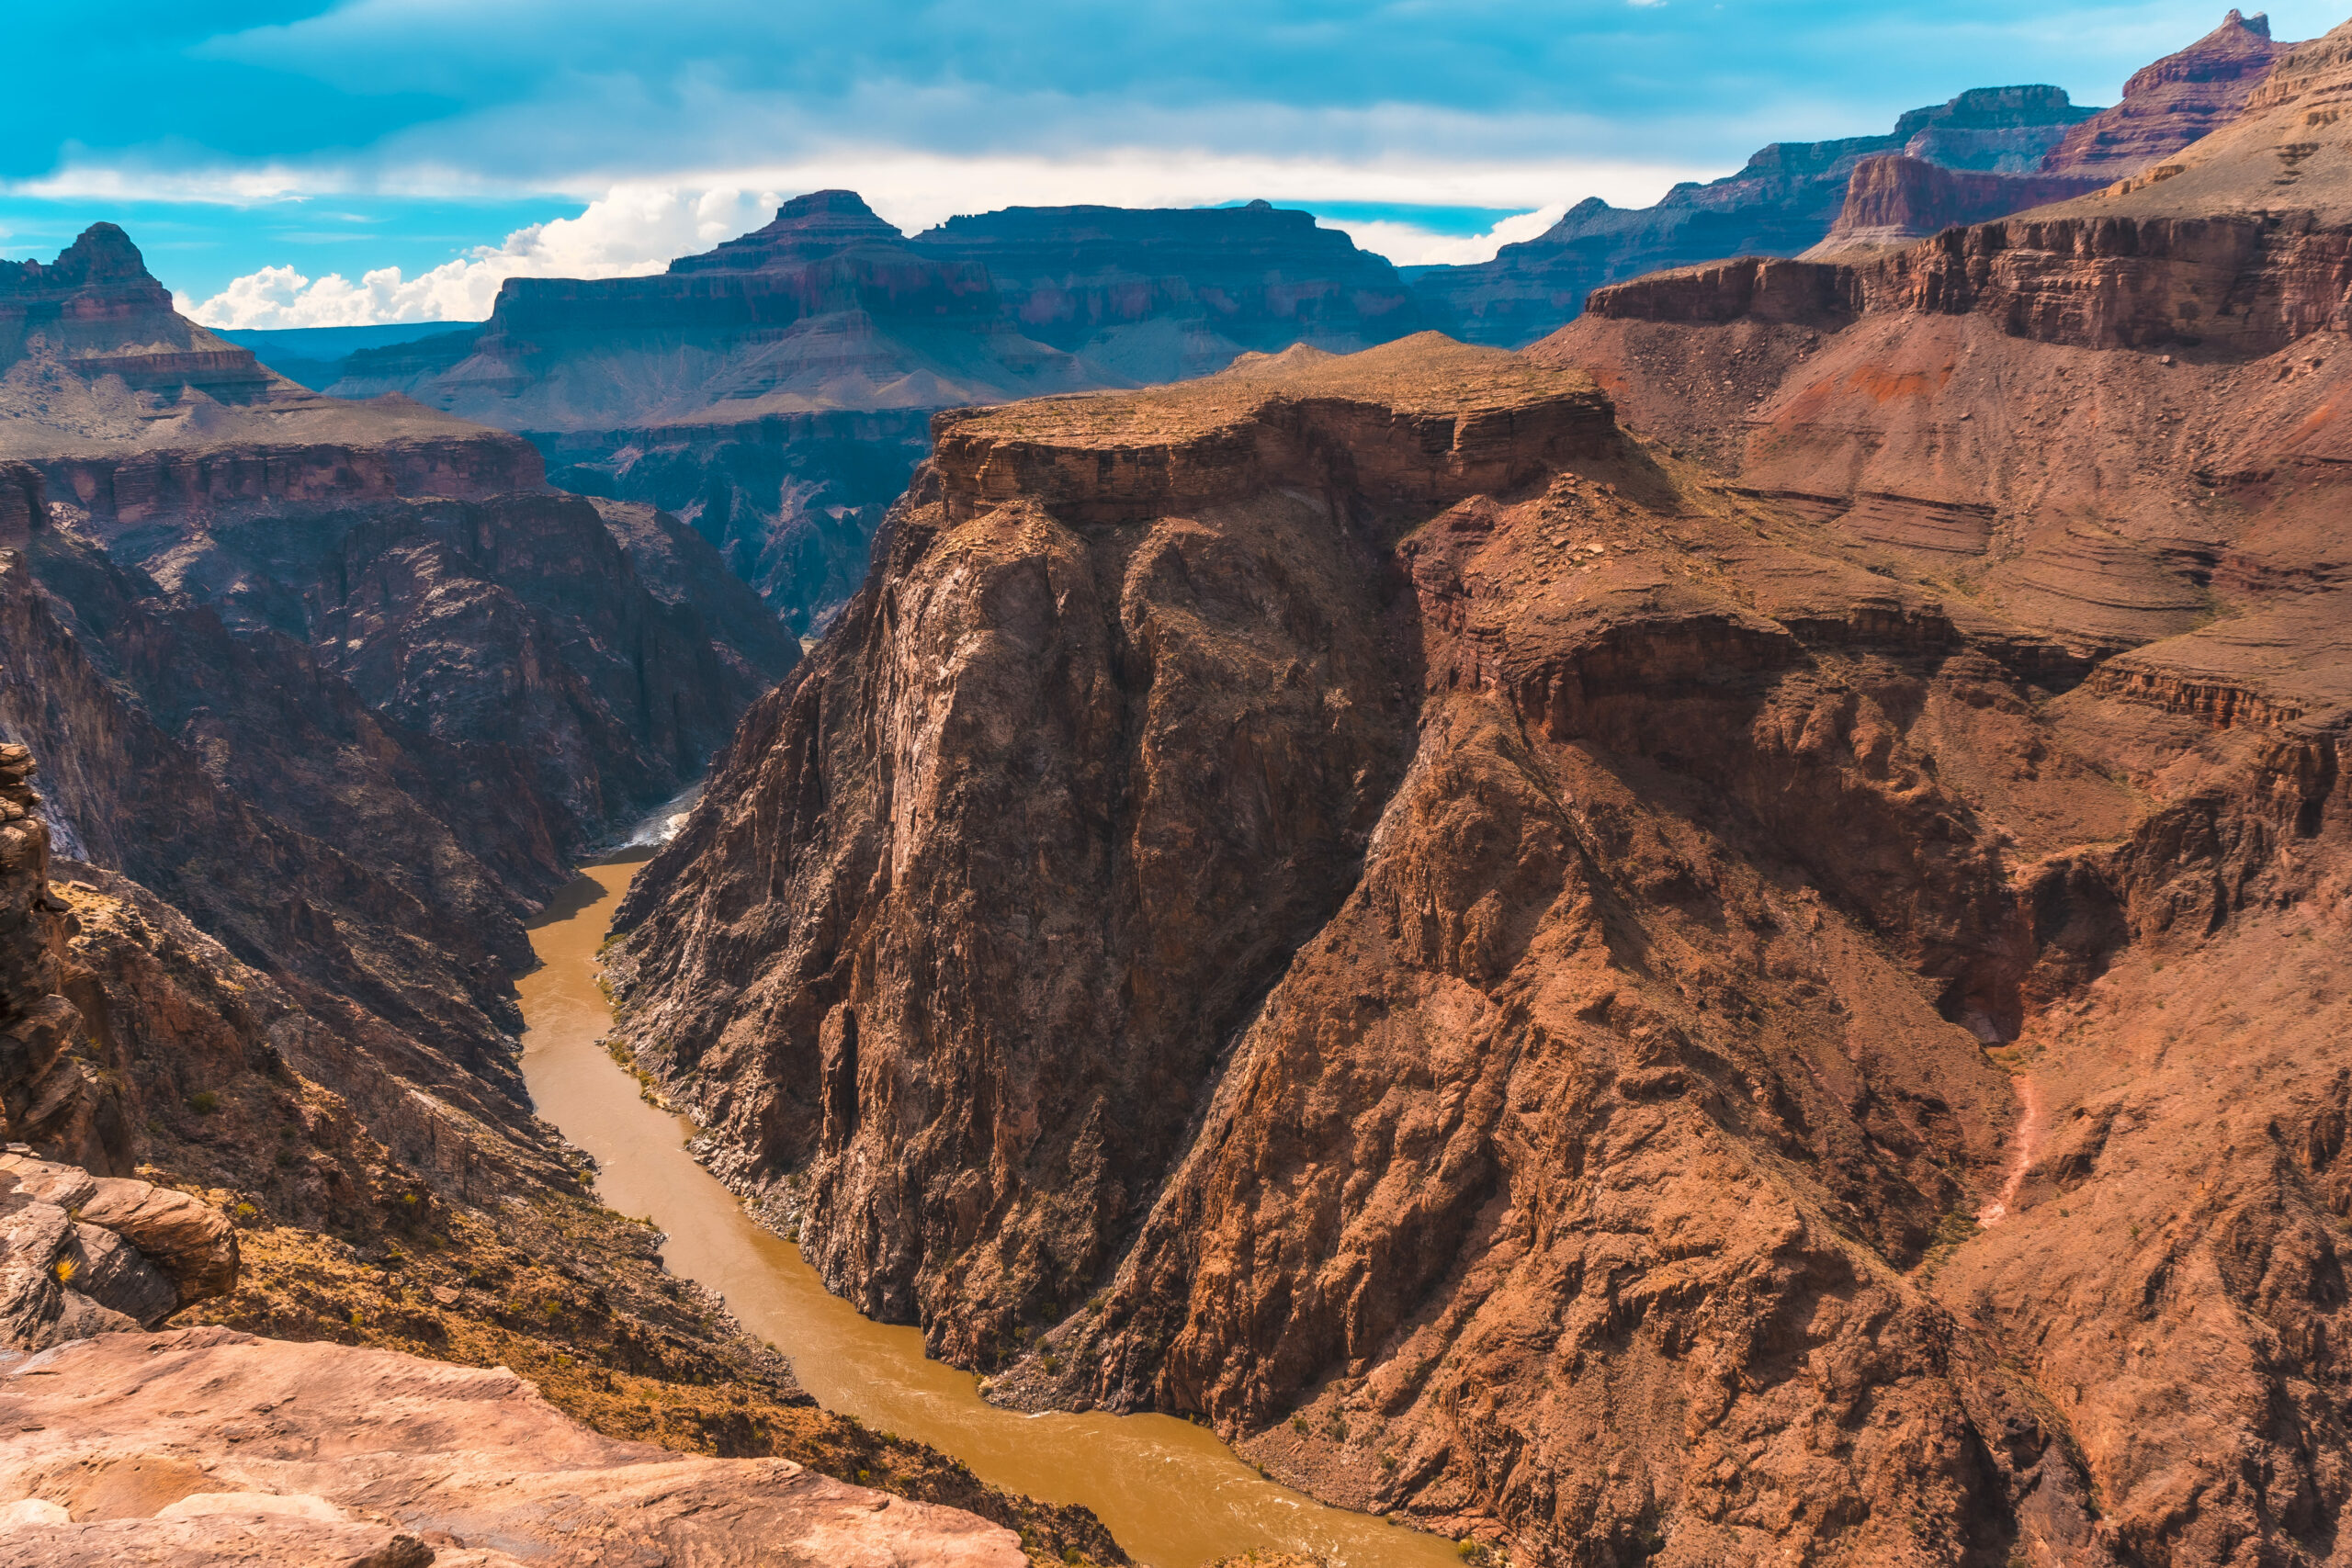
[6,1,2335,325]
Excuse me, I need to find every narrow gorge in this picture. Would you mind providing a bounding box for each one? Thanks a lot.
[6,9,2352,1568]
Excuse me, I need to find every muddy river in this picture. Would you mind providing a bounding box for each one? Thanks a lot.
[518,851,1466,1568]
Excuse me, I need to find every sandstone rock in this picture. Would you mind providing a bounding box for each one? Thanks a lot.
[70,1174,237,1306]
[0,1154,235,1346]
[612,331,2250,1561]
[615,75,2352,1545]
[2040,9,2287,177]
[0,1327,1029,1566]
[1804,155,2106,254]
[1807,13,2290,255]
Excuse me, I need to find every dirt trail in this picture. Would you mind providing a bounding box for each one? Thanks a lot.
[1975,1072,2047,1226]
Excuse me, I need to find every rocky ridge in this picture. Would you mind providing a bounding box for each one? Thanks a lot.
[1419,14,2297,341]
[609,40,2352,1551]
[1810,11,2290,254]
[1404,85,2102,348]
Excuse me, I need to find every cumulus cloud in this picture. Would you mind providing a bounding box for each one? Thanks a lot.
[1331,205,1571,267]
[180,184,782,327]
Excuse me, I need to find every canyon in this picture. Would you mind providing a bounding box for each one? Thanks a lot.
[220,16,2273,650]
[5,7,2351,1568]
[0,224,1125,1565]
[600,16,2352,1566]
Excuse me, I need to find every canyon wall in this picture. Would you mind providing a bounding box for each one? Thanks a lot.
[1810,11,2287,254]
[611,30,2352,1551]
[0,222,1125,1567]
[324,193,1432,634]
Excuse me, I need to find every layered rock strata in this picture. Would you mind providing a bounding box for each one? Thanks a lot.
[1811,11,2289,254]
[1407,85,2102,346]
[0,228,797,1092]
[1424,14,2299,340]
[329,193,1429,631]
[605,315,2352,1562]
[2040,8,2288,177]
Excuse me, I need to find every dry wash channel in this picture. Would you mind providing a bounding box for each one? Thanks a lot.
[518,852,1465,1568]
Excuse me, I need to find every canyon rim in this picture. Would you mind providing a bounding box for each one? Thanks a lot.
[6,8,2352,1568]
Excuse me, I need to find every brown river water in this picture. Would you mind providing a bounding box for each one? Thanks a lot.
[518,852,1466,1568]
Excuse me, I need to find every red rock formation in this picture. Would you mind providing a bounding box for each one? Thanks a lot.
[614,31,2352,1546]
[0,1328,1028,1567]
[0,224,269,400]
[615,331,2350,1562]
[2041,9,2287,176]
[1808,14,2292,254]
[1409,85,2102,345]
[1811,155,2107,253]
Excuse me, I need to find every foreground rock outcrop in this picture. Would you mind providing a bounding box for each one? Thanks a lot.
[0,1326,1029,1567]
[1,1152,236,1348]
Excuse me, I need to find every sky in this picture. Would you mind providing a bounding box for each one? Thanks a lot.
[5,0,2336,328]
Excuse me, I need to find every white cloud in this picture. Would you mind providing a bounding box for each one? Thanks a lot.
[1329,204,1569,267]
[179,184,783,327]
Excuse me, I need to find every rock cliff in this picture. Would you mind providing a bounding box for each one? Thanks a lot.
[599,316,2349,1562]
[329,193,1430,636]
[2040,9,2288,177]
[1406,85,2101,346]
[611,28,2352,1546]
[1419,15,2301,341]
[0,593,1119,1564]
[1809,12,2290,254]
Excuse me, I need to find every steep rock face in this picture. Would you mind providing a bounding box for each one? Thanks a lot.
[0,226,795,900]
[0,1327,1027,1568]
[2041,9,2287,176]
[1806,156,2107,254]
[1508,54,2352,1563]
[609,329,2352,1562]
[1810,13,2290,254]
[330,194,1430,628]
[0,498,1122,1567]
[0,231,797,1198]
[0,224,269,400]
[1407,85,2101,347]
